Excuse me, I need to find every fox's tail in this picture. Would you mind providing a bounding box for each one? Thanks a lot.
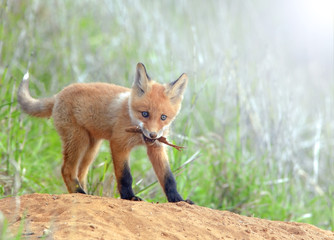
[17,72,55,118]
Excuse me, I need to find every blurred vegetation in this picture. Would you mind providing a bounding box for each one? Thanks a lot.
[0,0,333,232]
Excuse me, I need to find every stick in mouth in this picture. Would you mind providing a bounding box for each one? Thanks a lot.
[125,126,184,151]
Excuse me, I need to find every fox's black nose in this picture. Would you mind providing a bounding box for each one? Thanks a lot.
[149,132,157,139]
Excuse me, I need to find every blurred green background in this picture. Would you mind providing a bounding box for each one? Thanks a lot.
[0,0,333,230]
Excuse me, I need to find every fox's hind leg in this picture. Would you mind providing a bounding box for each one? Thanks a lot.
[59,127,90,194]
[77,138,102,192]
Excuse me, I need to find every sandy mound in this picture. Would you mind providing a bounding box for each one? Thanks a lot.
[0,194,332,240]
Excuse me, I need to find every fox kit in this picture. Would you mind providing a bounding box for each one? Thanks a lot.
[18,63,192,203]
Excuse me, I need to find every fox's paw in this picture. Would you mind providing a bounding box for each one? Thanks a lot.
[184,199,194,205]
[75,187,86,194]
[74,182,86,194]
[129,196,143,201]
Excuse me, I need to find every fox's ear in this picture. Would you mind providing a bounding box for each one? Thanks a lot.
[133,63,151,96]
[165,73,188,103]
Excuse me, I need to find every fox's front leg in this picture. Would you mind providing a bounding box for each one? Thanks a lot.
[110,143,142,201]
[147,144,192,203]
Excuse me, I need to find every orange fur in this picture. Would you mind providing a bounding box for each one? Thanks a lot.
[17,63,189,202]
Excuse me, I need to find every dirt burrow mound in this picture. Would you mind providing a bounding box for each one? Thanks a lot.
[0,193,333,240]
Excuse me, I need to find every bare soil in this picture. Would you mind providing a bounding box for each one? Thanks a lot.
[0,193,333,239]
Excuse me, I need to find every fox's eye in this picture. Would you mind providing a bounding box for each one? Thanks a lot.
[161,114,167,121]
[142,111,149,118]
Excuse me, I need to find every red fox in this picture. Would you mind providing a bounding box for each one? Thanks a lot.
[18,63,192,203]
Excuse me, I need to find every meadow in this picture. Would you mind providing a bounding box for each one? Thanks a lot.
[0,0,333,231]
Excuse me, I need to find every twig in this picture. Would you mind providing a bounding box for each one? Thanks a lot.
[125,126,184,151]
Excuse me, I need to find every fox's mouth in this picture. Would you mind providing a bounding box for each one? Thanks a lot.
[142,134,156,144]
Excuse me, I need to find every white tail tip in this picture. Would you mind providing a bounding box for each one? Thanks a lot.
[23,72,29,81]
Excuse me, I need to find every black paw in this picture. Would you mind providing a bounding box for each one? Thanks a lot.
[75,187,86,194]
[184,199,194,205]
[74,180,86,194]
[129,196,143,201]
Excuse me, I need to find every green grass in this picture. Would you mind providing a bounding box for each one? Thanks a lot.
[0,210,25,240]
[0,0,333,232]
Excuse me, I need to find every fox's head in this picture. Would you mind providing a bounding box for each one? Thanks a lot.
[129,63,188,145]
